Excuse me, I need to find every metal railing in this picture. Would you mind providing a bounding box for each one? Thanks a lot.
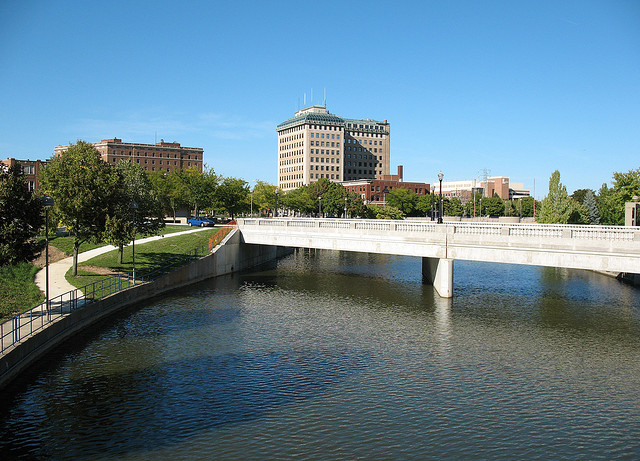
[1,224,236,354]
[1,274,136,354]
[238,218,640,242]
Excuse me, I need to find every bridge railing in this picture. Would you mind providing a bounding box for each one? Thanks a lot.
[238,218,640,242]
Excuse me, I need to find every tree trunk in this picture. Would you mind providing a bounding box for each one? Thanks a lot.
[73,242,79,276]
[118,244,124,264]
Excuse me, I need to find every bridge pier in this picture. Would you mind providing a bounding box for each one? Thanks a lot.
[422,257,454,298]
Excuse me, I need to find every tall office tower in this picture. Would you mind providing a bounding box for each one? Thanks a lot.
[276,105,390,191]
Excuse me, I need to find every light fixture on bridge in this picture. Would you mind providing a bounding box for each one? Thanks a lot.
[438,172,444,224]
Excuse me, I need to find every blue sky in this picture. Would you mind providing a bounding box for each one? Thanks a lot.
[1,0,638,197]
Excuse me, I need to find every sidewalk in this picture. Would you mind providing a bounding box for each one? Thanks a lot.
[34,227,211,299]
[2,227,214,353]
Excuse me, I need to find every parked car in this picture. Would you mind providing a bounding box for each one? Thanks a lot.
[187,216,216,227]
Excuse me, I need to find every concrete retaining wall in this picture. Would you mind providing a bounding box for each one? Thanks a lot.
[0,229,287,391]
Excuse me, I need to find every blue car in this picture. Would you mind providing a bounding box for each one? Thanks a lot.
[187,216,216,227]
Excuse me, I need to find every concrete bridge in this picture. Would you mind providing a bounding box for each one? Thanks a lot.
[236,218,640,297]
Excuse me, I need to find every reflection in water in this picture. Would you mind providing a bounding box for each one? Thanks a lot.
[0,249,639,459]
[434,295,453,354]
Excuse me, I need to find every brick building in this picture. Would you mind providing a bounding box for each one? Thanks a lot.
[1,158,48,192]
[341,166,431,205]
[431,176,530,202]
[54,138,204,173]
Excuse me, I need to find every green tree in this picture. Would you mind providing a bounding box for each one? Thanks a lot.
[582,189,601,225]
[570,188,592,205]
[147,170,173,216]
[370,204,404,219]
[482,195,506,217]
[307,178,332,202]
[214,177,249,219]
[517,197,536,218]
[0,163,44,265]
[346,192,368,218]
[251,181,276,215]
[386,188,417,215]
[282,186,315,215]
[40,140,119,275]
[444,196,464,217]
[416,194,437,218]
[612,168,640,201]
[537,170,586,224]
[103,160,165,263]
[597,168,640,225]
[504,200,516,217]
[320,182,349,216]
[174,166,218,216]
[597,183,622,225]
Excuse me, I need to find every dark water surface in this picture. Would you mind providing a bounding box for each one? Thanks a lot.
[1,250,639,459]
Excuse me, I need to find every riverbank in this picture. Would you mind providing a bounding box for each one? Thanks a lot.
[33,227,211,298]
[0,228,290,391]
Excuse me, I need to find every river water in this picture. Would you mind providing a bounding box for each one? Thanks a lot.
[1,250,639,460]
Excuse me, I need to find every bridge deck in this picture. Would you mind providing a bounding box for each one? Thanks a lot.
[237,218,640,274]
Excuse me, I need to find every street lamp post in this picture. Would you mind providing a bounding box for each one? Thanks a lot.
[344,196,348,218]
[42,196,54,318]
[250,192,253,216]
[130,201,138,284]
[318,196,322,218]
[519,198,522,218]
[382,187,389,207]
[438,172,444,224]
[275,189,279,217]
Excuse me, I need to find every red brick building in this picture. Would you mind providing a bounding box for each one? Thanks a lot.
[1,158,48,192]
[54,138,204,173]
[341,166,431,204]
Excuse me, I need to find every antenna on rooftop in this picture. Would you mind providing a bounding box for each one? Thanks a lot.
[304,93,307,106]
[323,88,326,107]
[478,168,491,197]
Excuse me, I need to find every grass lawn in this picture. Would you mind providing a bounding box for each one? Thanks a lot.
[48,224,191,256]
[0,263,45,319]
[0,226,215,321]
[66,228,218,290]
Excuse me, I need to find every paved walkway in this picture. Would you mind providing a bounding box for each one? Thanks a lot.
[34,227,209,298]
[2,227,213,353]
